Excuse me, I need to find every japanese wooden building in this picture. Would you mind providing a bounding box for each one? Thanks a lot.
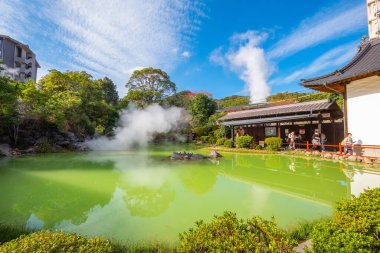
[301,37,380,156]
[219,99,344,147]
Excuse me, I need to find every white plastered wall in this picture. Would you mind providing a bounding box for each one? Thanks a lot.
[347,75,380,146]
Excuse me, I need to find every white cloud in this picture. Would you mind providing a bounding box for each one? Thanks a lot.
[270,41,358,85]
[0,0,205,96]
[182,51,191,58]
[269,2,366,59]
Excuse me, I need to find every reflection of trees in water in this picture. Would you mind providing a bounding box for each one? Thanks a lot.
[122,186,175,217]
[0,155,118,228]
[178,164,218,195]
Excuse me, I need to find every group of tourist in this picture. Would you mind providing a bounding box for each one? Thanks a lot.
[287,130,355,155]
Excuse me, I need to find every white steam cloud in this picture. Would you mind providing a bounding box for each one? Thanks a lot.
[87,104,185,151]
[210,31,271,103]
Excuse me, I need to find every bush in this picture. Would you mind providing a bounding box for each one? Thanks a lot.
[310,188,380,252]
[255,144,262,150]
[200,136,209,143]
[213,127,225,138]
[178,211,296,252]
[0,231,114,253]
[224,139,233,148]
[0,224,31,244]
[236,136,253,148]
[193,125,213,138]
[216,138,225,146]
[265,137,282,151]
[208,136,217,145]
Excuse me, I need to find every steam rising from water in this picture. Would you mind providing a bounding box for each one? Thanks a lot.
[87,104,185,151]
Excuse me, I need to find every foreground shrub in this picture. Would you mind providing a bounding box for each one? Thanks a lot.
[216,138,225,146]
[236,136,253,148]
[224,139,233,148]
[265,137,282,151]
[310,188,380,252]
[178,211,296,252]
[0,231,114,253]
[255,144,263,150]
[200,136,209,143]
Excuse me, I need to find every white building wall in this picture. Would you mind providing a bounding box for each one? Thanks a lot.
[347,75,380,146]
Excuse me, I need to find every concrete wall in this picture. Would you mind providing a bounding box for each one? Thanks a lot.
[347,75,380,146]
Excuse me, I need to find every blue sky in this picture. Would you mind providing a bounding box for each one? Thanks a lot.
[1,0,368,101]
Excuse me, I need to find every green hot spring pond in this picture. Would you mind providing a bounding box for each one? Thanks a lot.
[1,146,380,244]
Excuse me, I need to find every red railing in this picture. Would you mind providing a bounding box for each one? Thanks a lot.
[283,141,380,158]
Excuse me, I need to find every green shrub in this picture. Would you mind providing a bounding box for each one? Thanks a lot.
[310,188,380,252]
[216,138,225,146]
[265,137,282,151]
[178,211,296,252]
[213,127,225,138]
[200,136,209,143]
[0,231,114,253]
[35,143,58,153]
[208,136,217,145]
[255,144,262,150]
[224,139,233,148]
[236,135,253,148]
[193,126,213,137]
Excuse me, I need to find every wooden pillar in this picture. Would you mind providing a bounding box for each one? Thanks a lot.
[343,87,348,135]
[231,126,235,146]
[277,122,281,138]
[332,119,336,147]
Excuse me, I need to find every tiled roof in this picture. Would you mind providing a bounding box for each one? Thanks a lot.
[219,99,337,121]
[301,38,380,86]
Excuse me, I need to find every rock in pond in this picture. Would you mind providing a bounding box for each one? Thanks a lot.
[170,152,207,160]
[209,150,222,158]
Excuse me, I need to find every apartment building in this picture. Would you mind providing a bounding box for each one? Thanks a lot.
[367,0,380,40]
[0,35,40,82]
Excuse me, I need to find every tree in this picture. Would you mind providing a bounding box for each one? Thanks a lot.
[98,77,119,106]
[190,94,217,127]
[164,90,193,109]
[0,77,21,145]
[125,67,176,108]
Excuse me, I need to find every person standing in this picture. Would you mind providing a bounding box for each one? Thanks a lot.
[343,133,355,155]
[288,131,295,150]
[311,129,321,150]
[321,133,327,151]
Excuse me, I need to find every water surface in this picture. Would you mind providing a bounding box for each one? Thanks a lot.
[0,146,379,243]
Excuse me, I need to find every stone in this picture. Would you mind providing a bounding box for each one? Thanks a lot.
[209,150,222,158]
[305,151,311,156]
[0,144,11,157]
[347,156,357,162]
[363,157,373,165]
[324,153,332,159]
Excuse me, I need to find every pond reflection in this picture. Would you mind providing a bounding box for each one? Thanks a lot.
[0,150,379,243]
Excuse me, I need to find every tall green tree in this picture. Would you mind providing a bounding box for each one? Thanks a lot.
[125,67,176,108]
[190,94,217,127]
[98,77,119,106]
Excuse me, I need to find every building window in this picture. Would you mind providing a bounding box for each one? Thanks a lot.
[16,46,22,57]
[265,127,277,137]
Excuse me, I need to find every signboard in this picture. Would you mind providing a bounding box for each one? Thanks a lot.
[285,129,289,134]
[322,113,330,118]
[299,128,305,135]
[265,127,277,137]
